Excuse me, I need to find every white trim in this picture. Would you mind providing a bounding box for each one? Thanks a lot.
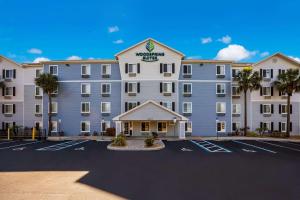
[101,64,112,76]
[81,83,91,95]
[57,79,232,83]
[127,82,137,94]
[35,86,43,97]
[280,104,288,114]
[48,102,58,114]
[281,122,287,132]
[101,83,111,95]
[216,83,226,95]
[4,86,14,97]
[182,83,192,95]
[232,104,241,114]
[182,64,192,76]
[216,64,226,76]
[262,86,271,96]
[262,104,272,114]
[232,122,240,131]
[35,104,42,115]
[51,121,58,132]
[3,104,13,114]
[216,121,226,132]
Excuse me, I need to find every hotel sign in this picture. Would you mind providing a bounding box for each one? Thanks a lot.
[136,40,164,62]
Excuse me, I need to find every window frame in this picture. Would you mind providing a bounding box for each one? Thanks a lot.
[263,104,271,114]
[162,82,172,94]
[49,102,58,114]
[182,64,192,76]
[262,86,271,96]
[128,82,137,94]
[232,86,240,96]
[183,83,192,95]
[216,65,226,76]
[281,122,287,132]
[216,102,226,114]
[232,104,241,114]
[81,64,91,76]
[281,104,287,114]
[262,69,271,79]
[35,86,43,97]
[49,65,58,76]
[101,121,110,132]
[81,83,91,95]
[81,102,90,114]
[81,121,91,133]
[157,121,167,133]
[216,83,226,95]
[185,121,192,133]
[4,87,13,97]
[141,121,150,132]
[127,101,138,111]
[101,83,111,95]
[4,104,13,114]
[35,69,42,78]
[35,104,42,115]
[162,101,173,110]
[101,102,111,114]
[182,102,192,114]
[51,121,58,132]
[128,64,137,74]
[232,122,240,132]
[101,64,112,76]
[216,121,226,132]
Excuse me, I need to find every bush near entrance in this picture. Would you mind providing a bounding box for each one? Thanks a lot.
[111,134,127,146]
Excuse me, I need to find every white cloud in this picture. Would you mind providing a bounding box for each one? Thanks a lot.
[33,57,50,63]
[217,35,232,44]
[289,56,300,63]
[108,26,119,33]
[215,44,256,61]
[260,51,270,57]
[67,55,82,60]
[113,39,124,44]
[186,55,202,59]
[27,48,42,54]
[201,37,212,44]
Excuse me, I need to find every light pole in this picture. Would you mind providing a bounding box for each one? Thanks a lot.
[173,117,177,137]
[58,119,61,138]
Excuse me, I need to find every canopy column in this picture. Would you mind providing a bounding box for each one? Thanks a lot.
[115,121,122,137]
[179,121,186,139]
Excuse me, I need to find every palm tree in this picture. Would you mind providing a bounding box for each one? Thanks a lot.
[35,73,58,136]
[274,69,300,137]
[237,67,262,136]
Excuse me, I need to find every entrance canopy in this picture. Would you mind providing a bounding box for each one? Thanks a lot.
[113,100,188,121]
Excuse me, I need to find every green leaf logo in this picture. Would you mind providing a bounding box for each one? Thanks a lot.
[146,40,154,52]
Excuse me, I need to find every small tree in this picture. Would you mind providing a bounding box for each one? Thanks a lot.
[35,73,58,136]
[237,67,262,136]
[274,69,300,137]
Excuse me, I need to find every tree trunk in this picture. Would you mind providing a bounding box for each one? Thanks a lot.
[244,90,247,136]
[48,93,52,136]
[286,95,291,137]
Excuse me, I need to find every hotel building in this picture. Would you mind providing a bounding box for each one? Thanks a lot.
[0,38,299,138]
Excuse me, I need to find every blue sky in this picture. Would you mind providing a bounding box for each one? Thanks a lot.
[0,0,300,63]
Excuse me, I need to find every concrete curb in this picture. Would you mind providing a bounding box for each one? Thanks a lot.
[107,140,165,151]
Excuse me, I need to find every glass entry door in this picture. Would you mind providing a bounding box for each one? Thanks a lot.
[123,122,132,136]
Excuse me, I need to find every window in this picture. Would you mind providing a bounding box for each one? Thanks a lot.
[262,87,271,96]
[263,104,271,114]
[162,102,172,110]
[81,102,90,113]
[4,87,13,96]
[157,122,167,132]
[232,69,241,78]
[232,122,240,131]
[163,64,172,73]
[49,65,58,75]
[81,121,90,132]
[101,64,111,76]
[182,64,192,76]
[101,83,111,95]
[101,102,111,113]
[281,104,287,114]
[262,122,271,130]
[51,121,58,132]
[183,102,192,114]
[185,121,192,132]
[35,69,42,78]
[126,102,138,111]
[216,102,226,113]
[216,65,225,76]
[183,83,192,95]
[232,104,241,114]
[35,86,42,97]
[128,82,137,94]
[216,83,226,95]
[163,82,172,93]
[3,104,13,114]
[4,69,15,79]
[262,69,271,79]
[49,102,58,114]
[101,121,110,132]
[141,122,150,132]
[281,122,287,132]
[128,64,137,74]
[35,104,42,114]
[232,86,240,96]
[216,121,226,132]
[81,64,91,76]
[81,83,91,95]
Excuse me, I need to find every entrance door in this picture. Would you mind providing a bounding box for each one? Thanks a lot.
[123,122,132,136]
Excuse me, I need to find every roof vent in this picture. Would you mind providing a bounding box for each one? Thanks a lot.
[199,63,204,66]
[65,64,70,67]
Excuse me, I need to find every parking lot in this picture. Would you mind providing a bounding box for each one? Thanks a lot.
[1,139,300,200]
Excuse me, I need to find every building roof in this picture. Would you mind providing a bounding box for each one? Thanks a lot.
[253,52,300,67]
[114,38,185,58]
[0,55,21,66]
[182,59,233,64]
[40,59,118,64]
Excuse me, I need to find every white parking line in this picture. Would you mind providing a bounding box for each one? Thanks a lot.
[0,141,41,150]
[36,140,89,151]
[256,140,300,152]
[232,140,277,154]
[190,140,231,153]
[0,141,16,145]
[285,142,300,147]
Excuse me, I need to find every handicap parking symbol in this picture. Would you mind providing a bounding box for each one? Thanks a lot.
[74,147,85,151]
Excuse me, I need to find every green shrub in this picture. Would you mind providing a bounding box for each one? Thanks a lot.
[144,136,154,147]
[246,131,259,137]
[111,134,127,146]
